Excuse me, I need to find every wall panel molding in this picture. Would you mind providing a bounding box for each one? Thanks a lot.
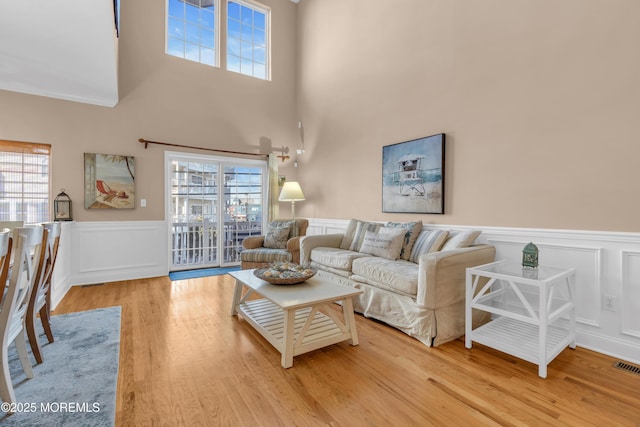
[486,239,603,327]
[620,250,640,338]
[71,221,169,285]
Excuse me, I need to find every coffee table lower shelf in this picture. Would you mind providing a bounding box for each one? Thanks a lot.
[238,298,355,365]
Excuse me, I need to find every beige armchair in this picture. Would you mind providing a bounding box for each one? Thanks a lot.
[240,219,309,269]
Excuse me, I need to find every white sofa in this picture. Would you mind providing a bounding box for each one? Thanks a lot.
[300,220,496,347]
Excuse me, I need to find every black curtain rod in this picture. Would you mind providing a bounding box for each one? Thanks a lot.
[138,138,268,158]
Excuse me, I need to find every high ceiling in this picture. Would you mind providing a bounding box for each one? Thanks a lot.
[0,0,119,107]
[0,0,302,108]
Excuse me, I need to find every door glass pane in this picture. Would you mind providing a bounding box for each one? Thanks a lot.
[170,160,218,269]
[223,165,263,264]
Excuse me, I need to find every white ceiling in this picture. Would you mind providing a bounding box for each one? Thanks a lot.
[0,0,119,107]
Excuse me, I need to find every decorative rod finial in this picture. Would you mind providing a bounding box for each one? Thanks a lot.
[277,146,290,162]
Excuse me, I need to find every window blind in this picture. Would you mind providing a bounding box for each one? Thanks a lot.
[0,140,51,223]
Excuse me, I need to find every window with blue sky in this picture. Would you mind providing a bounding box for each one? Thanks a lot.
[166,0,270,80]
[166,0,218,67]
[226,1,269,80]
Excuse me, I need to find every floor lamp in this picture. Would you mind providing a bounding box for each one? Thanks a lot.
[279,181,305,219]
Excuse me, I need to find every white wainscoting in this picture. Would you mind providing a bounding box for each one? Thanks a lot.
[307,218,640,364]
[51,218,640,364]
[52,221,169,308]
[50,221,74,309]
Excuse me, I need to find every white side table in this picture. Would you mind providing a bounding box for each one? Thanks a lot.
[465,260,576,378]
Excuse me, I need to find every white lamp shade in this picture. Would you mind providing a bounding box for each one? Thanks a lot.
[279,181,305,201]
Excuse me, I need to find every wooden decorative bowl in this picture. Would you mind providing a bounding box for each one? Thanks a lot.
[253,264,317,285]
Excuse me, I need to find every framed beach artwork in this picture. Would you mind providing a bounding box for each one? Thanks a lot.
[382,133,445,214]
[84,153,135,209]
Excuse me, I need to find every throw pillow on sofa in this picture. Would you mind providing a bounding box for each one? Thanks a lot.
[359,227,407,260]
[340,218,362,250]
[263,222,293,249]
[409,229,449,263]
[440,229,482,251]
[384,221,423,260]
[342,220,383,252]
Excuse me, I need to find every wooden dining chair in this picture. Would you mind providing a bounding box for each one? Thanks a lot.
[26,222,60,363]
[0,226,44,409]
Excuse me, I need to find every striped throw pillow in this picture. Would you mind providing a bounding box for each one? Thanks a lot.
[440,230,482,251]
[409,230,449,263]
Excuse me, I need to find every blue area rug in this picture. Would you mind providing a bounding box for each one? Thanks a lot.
[1,306,121,426]
[169,266,241,281]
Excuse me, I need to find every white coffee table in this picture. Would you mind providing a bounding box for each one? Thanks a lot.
[229,269,363,368]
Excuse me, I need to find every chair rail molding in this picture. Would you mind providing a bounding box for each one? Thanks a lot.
[306,218,640,365]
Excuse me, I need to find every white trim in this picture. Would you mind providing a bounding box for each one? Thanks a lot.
[620,250,640,338]
[577,331,640,365]
[50,221,74,309]
[164,150,267,166]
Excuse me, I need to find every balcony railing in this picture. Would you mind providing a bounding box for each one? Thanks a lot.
[170,221,262,268]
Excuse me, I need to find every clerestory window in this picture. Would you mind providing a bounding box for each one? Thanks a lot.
[226,0,270,80]
[166,0,219,67]
[165,0,270,80]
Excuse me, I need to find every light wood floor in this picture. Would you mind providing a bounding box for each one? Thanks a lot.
[53,275,640,426]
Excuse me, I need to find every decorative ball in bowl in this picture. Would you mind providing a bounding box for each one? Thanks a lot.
[253,262,317,285]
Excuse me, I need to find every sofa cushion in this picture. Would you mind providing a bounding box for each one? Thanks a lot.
[384,221,423,260]
[310,247,370,271]
[340,219,382,251]
[264,221,293,249]
[440,230,481,251]
[240,248,292,263]
[310,261,352,278]
[359,228,406,260]
[351,257,419,296]
[409,229,449,263]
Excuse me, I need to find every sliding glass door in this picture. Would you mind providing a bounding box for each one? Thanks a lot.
[166,152,266,271]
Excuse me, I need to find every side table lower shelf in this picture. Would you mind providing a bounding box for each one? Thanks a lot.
[471,316,575,374]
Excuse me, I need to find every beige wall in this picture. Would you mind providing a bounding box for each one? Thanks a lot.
[3,0,639,231]
[295,0,640,232]
[0,0,298,221]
